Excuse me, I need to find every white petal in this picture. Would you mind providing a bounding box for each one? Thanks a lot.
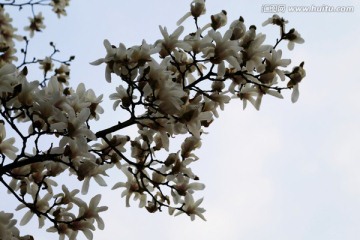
[82,228,93,240]
[81,178,90,194]
[291,84,300,103]
[90,194,101,208]
[20,211,34,226]
[177,12,191,26]
[94,176,107,187]
[112,182,125,190]
[0,63,16,75]
[89,58,105,66]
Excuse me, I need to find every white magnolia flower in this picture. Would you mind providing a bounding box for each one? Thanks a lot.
[68,219,95,240]
[0,211,20,240]
[42,76,73,112]
[171,174,205,204]
[286,62,306,103]
[16,79,40,107]
[77,160,110,194]
[24,12,45,37]
[156,26,191,58]
[184,29,212,54]
[78,194,108,230]
[181,136,201,160]
[242,33,271,73]
[235,85,263,110]
[109,85,136,110]
[39,56,53,74]
[90,39,128,82]
[0,122,18,160]
[179,100,213,139]
[50,0,69,18]
[16,191,52,228]
[112,167,149,208]
[202,29,241,77]
[229,16,246,40]
[51,108,96,148]
[239,25,256,49]
[84,88,103,120]
[210,10,227,30]
[68,83,92,113]
[69,83,103,120]
[262,14,288,27]
[47,223,73,240]
[176,0,206,26]
[0,63,17,94]
[54,185,85,207]
[285,29,305,50]
[261,49,291,81]
[174,193,206,221]
[128,40,160,66]
[286,62,306,87]
[206,92,231,117]
[55,64,70,85]
[154,79,185,115]
[201,10,227,32]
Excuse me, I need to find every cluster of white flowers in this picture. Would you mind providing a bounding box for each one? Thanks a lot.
[0,62,106,239]
[22,0,70,37]
[50,0,70,18]
[0,211,20,240]
[0,5,22,66]
[0,1,305,240]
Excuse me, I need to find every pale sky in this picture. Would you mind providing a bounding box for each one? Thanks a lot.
[2,0,360,239]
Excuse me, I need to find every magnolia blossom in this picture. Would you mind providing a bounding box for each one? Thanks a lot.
[156,26,192,58]
[55,64,70,85]
[90,39,128,82]
[109,85,136,110]
[0,211,20,240]
[112,167,149,208]
[201,29,241,77]
[201,10,227,32]
[39,57,53,74]
[286,62,306,103]
[183,29,211,55]
[50,0,70,18]
[78,194,108,230]
[174,193,206,221]
[179,102,213,138]
[236,85,263,110]
[16,191,52,228]
[154,79,186,115]
[0,63,17,93]
[229,16,246,40]
[176,0,206,26]
[242,33,272,73]
[261,49,291,81]
[54,185,85,207]
[0,2,306,239]
[24,12,45,37]
[0,122,18,160]
[77,160,110,194]
[284,29,305,50]
[0,7,21,65]
[128,40,159,66]
[262,14,288,27]
[51,108,96,148]
[16,78,40,107]
[171,174,205,204]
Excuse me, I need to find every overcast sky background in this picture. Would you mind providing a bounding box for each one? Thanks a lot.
[3,0,360,239]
